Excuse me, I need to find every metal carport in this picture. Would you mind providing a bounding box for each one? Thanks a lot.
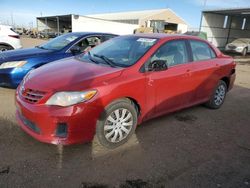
[37,15,72,34]
[200,8,250,49]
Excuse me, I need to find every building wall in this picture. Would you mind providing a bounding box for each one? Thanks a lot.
[37,19,47,31]
[111,19,139,25]
[177,23,188,33]
[138,11,187,33]
[71,15,139,35]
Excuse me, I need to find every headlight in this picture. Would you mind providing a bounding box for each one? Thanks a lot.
[46,90,97,107]
[0,60,27,69]
[236,46,244,50]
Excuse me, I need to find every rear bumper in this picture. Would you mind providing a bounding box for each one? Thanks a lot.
[8,38,22,49]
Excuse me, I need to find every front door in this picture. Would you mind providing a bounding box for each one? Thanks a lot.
[144,39,195,118]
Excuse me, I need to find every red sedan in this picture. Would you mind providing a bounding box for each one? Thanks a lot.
[15,34,236,148]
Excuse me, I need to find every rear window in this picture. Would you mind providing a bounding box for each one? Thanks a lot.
[190,40,216,61]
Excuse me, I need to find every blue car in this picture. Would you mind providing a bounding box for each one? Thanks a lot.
[0,32,117,88]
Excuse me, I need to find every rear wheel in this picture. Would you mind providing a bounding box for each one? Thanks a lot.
[205,80,227,109]
[96,99,138,149]
[0,45,13,52]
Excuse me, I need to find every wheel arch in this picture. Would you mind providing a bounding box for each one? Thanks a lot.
[126,97,141,116]
[105,96,141,117]
[0,42,14,49]
[220,76,230,90]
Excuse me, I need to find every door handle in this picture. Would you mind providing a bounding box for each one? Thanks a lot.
[148,77,154,86]
[185,69,192,76]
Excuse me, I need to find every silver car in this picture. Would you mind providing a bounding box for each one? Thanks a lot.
[225,38,250,56]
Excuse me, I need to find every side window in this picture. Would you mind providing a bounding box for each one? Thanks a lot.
[86,36,101,47]
[74,36,101,52]
[190,40,216,61]
[150,40,188,67]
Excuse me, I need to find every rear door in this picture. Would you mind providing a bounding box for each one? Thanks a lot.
[188,39,220,104]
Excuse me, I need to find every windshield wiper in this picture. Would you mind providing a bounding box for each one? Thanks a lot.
[93,54,117,67]
[88,51,99,64]
[35,46,48,50]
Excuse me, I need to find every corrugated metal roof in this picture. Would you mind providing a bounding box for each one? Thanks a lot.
[87,9,187,24]
[202,7,250,15]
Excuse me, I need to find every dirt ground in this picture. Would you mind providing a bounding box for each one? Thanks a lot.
[20,36,47,48]
[0,38,250,188]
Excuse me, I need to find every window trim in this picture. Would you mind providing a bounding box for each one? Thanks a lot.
[140,39,191,73]
[187,39,217,62]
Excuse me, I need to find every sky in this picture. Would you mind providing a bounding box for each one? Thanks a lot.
[0,0,250,29]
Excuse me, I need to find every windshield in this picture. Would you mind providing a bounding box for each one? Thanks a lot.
[80,36,158,67]
[232,38,250,44]
[39,34,79,50]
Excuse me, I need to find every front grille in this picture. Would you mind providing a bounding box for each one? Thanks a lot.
[21,88,46,104]
[228,45,236,50]
[19,112,40,134]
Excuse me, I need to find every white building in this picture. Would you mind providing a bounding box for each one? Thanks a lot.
[88,9,188,33]
[36,9,188,35]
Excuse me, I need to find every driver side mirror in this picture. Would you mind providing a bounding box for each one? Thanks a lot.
[147,60,168,71]
[70,46,81,55]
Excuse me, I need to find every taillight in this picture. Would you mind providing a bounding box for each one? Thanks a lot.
[8,35,20,39]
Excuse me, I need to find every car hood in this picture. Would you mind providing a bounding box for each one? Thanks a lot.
[23,57,123,91]
[228,42,247,47]
[0,47,54,63]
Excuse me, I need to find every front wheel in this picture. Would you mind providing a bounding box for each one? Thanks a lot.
[205,80,227,109]
[242,48,247,56]
[96,99,138,149]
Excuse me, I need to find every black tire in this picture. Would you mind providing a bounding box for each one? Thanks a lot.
[0,45,13,52]
[205,80,227,109]
[242,47,247,56]
[96,98,138,149]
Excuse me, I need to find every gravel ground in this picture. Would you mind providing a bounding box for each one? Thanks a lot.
[0,38,250,188]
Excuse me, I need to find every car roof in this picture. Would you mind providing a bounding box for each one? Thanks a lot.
[130,33,203,40]
[66,32,118,37]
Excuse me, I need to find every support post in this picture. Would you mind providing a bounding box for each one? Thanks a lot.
[57,17,60,36]
[226,16,233,45]
[45,17,48,36]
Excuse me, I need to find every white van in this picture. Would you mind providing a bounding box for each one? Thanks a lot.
[0,25,22,52]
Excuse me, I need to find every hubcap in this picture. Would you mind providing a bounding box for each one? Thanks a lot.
[214,84,226,106]
[104,108,133,143]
